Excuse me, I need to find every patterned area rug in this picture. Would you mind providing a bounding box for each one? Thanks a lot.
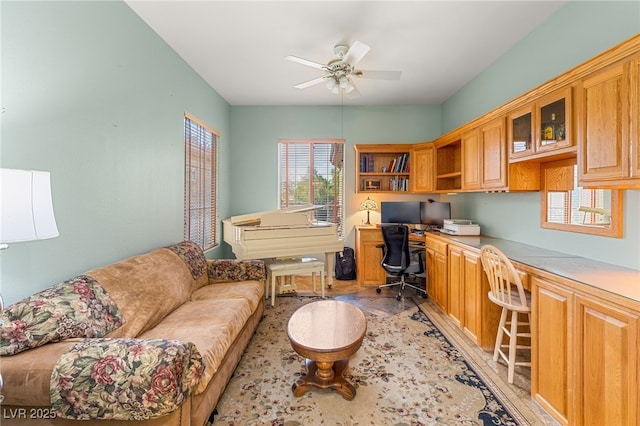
[210,296,539,425]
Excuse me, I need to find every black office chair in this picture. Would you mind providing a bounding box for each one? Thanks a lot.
[376,224,427,301]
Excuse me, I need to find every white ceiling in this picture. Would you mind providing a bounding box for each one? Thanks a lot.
[124,1,566,106]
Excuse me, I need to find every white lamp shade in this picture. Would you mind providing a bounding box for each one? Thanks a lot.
[1,168,59,243]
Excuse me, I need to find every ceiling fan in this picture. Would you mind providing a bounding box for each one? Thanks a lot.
[285,41,401,96]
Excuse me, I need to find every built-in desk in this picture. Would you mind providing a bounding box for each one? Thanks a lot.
[423,231,640,426]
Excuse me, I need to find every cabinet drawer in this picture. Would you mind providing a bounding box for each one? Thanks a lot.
[426,237,448,255]
[358,228,383,243]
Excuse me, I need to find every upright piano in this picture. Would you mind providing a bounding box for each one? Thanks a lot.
[222,205,343,287]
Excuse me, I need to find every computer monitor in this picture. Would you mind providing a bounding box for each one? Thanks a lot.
[421,201,451,228]
[380,201,422,225]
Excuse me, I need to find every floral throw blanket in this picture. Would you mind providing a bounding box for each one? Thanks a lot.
[0,275,124,356]
[50,338,204,420]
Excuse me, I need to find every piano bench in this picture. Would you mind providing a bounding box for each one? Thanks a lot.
[265,257,325,306]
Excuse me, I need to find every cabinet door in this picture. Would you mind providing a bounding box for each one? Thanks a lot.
[632,58,640,179]
[426,236,448,311]
[447,245,464,328]
[536,86,572,153]
[355,228,386,285]
[462,128,481,191]
[425,247,437,300]
[461,249,482,344]
[574,294,638,426]
[434,251,448,312]
[481,117,507,190]
[508,104,535,159]
[411,143,435,192]
[577,61,631,184]
[531,276,571,426]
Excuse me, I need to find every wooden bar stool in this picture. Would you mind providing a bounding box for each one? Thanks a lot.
[480,244,531,384]
[265,257,325,306]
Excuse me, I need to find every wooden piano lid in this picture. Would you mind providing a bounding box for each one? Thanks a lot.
[228,204,323,226]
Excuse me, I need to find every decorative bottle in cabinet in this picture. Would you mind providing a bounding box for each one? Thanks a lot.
[542,113,557,143]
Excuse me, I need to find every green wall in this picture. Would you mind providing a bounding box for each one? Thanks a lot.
[1,1,232,305]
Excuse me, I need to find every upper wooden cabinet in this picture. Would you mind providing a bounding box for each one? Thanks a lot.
[462,128,482,190]
[354,36,640,193]
[577,57,640,188]
[633,57,640,180]
[480,117,508,190]
[462,117,508,191]
[508,104,535,158]
[410,142,435,193]
[508,85,574,161]
[536,86,573,154]
[354,144,412,193]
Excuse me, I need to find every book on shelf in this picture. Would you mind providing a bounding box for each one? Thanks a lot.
[360,153,375,172]
[389,176,409,191]
[392,153,409,173]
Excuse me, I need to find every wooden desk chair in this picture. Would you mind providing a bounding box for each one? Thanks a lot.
[480,244,531,384]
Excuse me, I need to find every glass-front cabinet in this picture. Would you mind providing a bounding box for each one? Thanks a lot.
[508,86,573,160]
[508,104,535,158]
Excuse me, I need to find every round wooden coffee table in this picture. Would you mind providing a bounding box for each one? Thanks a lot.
[287,300,367,400]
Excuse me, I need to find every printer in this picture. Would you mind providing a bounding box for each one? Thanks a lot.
[440,219,481,236]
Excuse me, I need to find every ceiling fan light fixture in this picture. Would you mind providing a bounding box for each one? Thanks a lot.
[287,40,400,97]
[345,82,355,94]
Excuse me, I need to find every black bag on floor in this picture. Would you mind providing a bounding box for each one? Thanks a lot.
[335,247,356,280]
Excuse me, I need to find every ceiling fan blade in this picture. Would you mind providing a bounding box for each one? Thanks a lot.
[293,76,327,89]
[285,55,326,70]
[354,70,402,80]
[342,41,370,66]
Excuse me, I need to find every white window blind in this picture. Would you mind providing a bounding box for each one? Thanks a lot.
[184,113,218,250]
[278,139,345,238]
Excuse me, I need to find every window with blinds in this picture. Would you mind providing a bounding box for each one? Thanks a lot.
[184,113,218,250]
[278,139,345,238]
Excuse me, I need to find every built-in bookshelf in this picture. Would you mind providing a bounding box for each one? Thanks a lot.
[354,144,411,192]
[435,138,462,191]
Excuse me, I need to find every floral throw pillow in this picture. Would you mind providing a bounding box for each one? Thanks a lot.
[50,338,204,420]
[167,241,207,279]
[0,275,124,356]
[208,259,266,282]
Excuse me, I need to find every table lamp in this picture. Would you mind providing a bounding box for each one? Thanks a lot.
[359,197,378,226]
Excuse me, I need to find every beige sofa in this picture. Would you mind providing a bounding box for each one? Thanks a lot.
[0,241,266,426]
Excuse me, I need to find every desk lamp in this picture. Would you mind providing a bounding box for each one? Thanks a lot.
[359,197,378,226]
